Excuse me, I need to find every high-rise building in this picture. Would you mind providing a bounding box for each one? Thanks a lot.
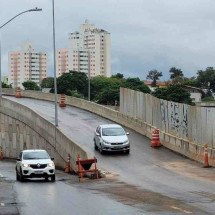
[56,48,69,77]
[8,42,47,89]
[57,20,111,77]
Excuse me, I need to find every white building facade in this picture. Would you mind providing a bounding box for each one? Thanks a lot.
[57,20,111,77]
[8,42,47,89]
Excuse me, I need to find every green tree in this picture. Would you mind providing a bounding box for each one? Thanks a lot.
[183,77,200,87]
[57,71,88,96]
[122,77,151,93]
[146,70,163,87]
[41,77,54,88]
[66,90,84,98]
[152,85,194,105]
[95,87,120,105]
[169,67,184,79]
[22,81,40,91]
[91,76,122,103]
[2,82,12,88]
[197,67,215,92]
[111,73,124,79]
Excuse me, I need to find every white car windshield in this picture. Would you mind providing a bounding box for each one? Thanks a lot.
[102,127,125,136]
[23,151,50,160]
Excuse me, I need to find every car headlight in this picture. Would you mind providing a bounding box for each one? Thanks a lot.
[103,140,110,144]
[48,162,55,167]
[123,140,129,144]
[22,163,29,168]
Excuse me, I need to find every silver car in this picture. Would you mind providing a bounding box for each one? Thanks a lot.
[94,124,130,154]
[15,149,55,182]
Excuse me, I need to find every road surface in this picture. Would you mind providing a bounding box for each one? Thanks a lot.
[1,96,215,214]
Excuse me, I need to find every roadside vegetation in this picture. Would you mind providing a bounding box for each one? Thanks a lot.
[17,66,215,106]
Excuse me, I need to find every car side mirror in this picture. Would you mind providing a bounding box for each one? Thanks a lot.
[16,158,21,161]
[51,157,54,161]
[126,132,129,135]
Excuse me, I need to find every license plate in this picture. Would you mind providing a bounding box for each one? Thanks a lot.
[113,146,122,149]
[34,171,43,174]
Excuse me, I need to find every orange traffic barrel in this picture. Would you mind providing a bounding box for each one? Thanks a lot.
[59,94,66,107]
[151,128,161,148]
[203,144,210,168]
[15,87,21,98]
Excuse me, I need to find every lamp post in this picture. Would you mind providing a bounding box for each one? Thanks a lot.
[88,50,91,101]
[52,0,58,127]
[0,7,42,98]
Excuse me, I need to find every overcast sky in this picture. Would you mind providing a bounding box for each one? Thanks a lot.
[1,0,215,80]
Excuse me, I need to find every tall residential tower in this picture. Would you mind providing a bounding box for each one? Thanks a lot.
[57,20,111,77]
[8,42,47,89]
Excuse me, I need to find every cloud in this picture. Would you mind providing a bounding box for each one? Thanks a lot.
[1,0,215,80]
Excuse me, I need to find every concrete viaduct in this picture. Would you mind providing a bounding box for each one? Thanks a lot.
[0,88,214,172]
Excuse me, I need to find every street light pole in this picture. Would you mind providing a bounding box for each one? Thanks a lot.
[88,50,91,101]
[0,7,42,98]
[52,0,58,127]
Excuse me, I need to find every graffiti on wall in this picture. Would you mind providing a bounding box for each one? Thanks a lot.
[160,100,188,137]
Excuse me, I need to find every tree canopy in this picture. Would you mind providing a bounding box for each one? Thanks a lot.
[169,67,184,79]
[152,85,194,105]
[2,82,12,88]
[111,73,124,79]
[90,76,122,105]
[22,81,40,91]
[57,71,88,97]
[41,77,54,88]
[122,77,151,93]
[196,67,215,92]
[90,76,150,105]
[146,70,163,87]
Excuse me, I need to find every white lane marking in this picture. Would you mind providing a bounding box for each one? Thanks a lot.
[171,206,192,214]
[0,203,5,206]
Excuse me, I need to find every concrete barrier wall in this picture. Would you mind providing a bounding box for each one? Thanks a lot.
[0,96,89,171]
[120,88,215,166]
[2,88,215,166]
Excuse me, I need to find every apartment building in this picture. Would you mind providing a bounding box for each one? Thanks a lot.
[8,42,47,89]
[56,48,69,76]
[57,20,111,77]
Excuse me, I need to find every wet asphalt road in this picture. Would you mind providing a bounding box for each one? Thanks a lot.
[1,96,215,214]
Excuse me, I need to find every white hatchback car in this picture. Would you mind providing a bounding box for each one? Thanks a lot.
[94,124,130,154]
[15,149,55,182]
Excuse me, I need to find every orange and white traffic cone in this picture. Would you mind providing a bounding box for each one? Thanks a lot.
[203,144,210,168]
[151,128,161,148]
[77,154,83,180]
[59,94,66,107]
[15,87,21,98]
[65,154,71,173]
[0,147,3,160]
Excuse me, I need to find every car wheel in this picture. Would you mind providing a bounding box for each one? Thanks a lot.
[125,149,130,155]
[19,168,24,182]
[45,176,49,182]
[51,174,55,182]
[16,170,20,181]
[94,139,98,150]
[99,145,104,155]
